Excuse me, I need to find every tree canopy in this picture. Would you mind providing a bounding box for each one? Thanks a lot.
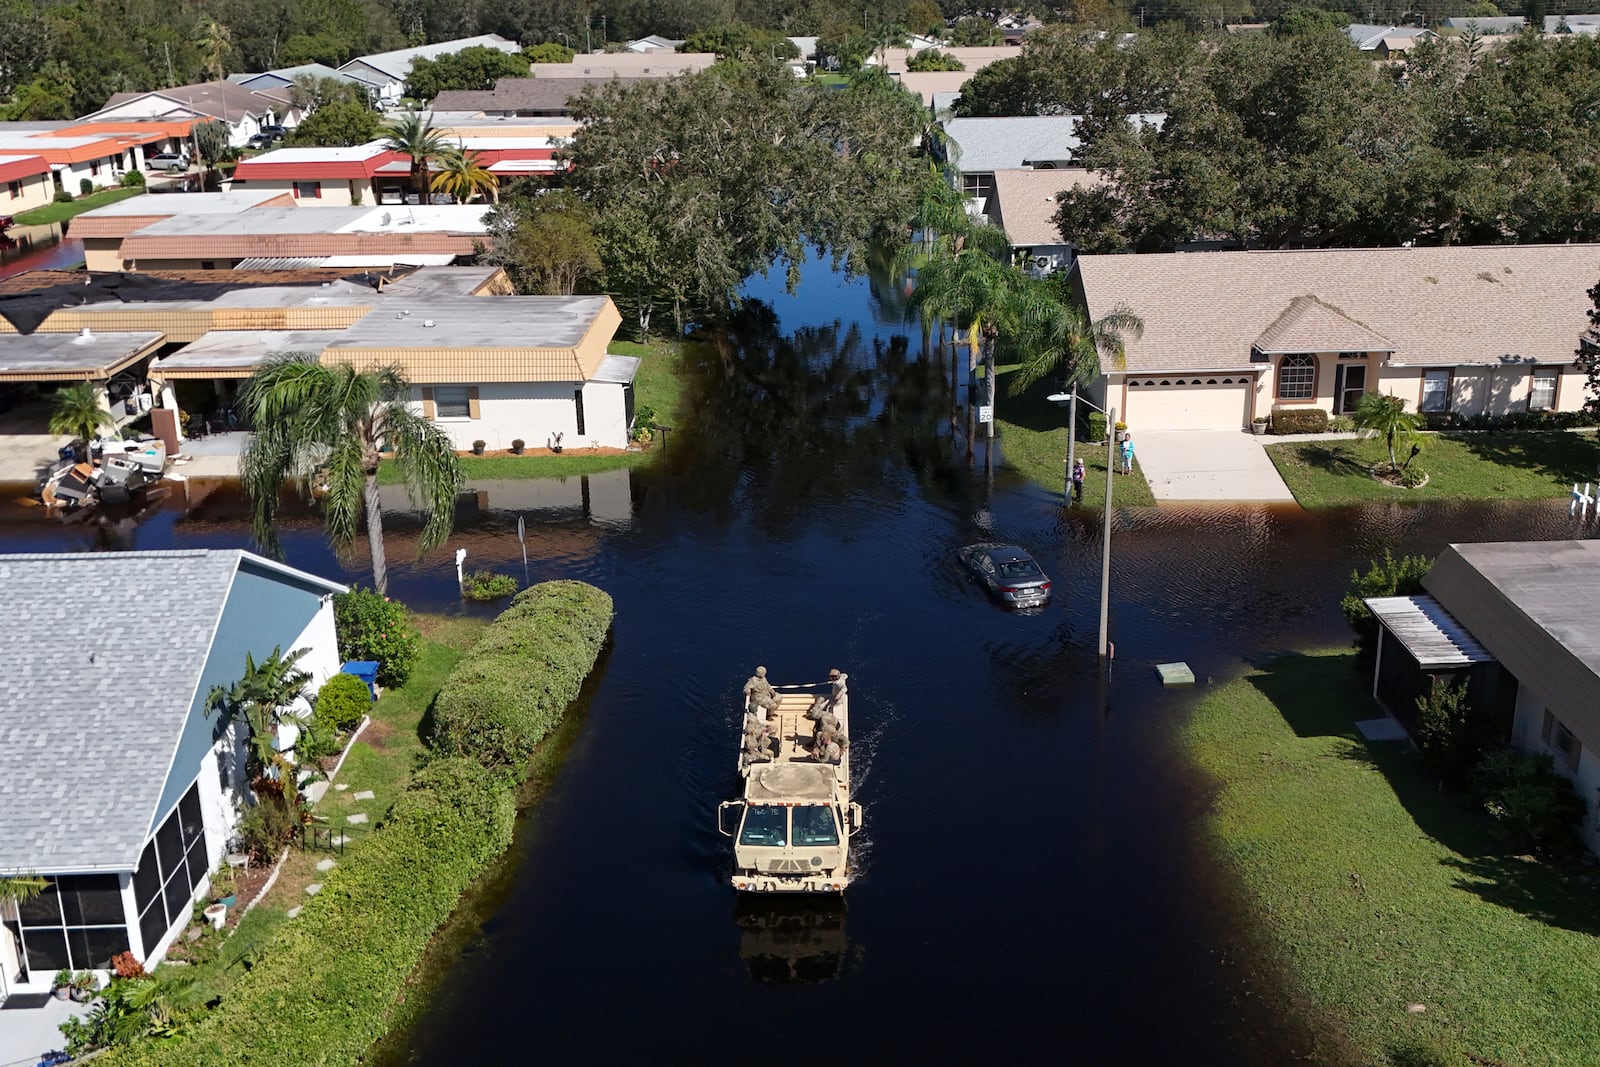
[680,24,799,58]
[405,46,531,101]
[563,58,926,335]
[286,100,381,146]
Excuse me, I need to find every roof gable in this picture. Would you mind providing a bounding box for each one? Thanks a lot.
[1252,294,1394,354]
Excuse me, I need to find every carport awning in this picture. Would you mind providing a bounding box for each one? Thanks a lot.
[0,331,164,382]
[1364,594,1495,669]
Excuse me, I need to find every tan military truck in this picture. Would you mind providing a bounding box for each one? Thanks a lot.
[717,672,861,893]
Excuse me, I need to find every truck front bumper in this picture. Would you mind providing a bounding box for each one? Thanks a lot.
[731,874,849,893]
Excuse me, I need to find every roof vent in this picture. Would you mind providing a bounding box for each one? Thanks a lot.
[423,319,435,328]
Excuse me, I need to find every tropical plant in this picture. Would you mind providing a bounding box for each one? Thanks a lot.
[1340,550,1432,657]
[461,570,518,600]
[1353,392,1425,472]
[1008,288,1143,394]
[205,645,312,783]
[49,382,113,447]
[382,111,449,201]
[194,16,232,82]
[0,874,47,903]
[239,356,462,593]
[430,146,498,203]
[1473,747,1585,852]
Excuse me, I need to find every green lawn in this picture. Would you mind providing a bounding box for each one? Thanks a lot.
[378,338,685,484]
[1186,651,1600,1066]
[16,186,145,226]
[992,364,1155,506]
[1266,430,1600,508]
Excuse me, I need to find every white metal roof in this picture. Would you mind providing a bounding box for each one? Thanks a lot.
[1364,594,1496,669]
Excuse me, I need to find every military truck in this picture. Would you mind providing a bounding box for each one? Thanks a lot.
[717,673,861,893]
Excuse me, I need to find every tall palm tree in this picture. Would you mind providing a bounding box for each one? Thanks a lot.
[49,382,114,449]
[239,356,462,593]
[382,112,449,202]
[431,146,499,203]
[1354,392,1424,472]
[1008,291,1144,394]
[194,17,232,83]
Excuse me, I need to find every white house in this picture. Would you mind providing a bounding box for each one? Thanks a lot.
[87,81,295,148]
[1366,542,1600,855]
[338,35,521,105]
[0,551,346,1000]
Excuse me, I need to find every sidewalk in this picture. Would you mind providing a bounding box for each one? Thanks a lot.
[1133,429,1297,502]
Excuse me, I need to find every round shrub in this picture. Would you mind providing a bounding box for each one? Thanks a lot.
[314,671,371,733]
[431,580,613,773]
[332,587,420,688]
[120,169,145,188]
[78,177,93,196]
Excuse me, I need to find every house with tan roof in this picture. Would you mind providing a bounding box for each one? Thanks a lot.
[88,81,294,148]
[988,167,1107,275]
[1070,244,1598,432]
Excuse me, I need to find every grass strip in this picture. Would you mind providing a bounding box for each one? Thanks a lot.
[16,186,146,226]
[992,364,1155,506]
[1186,650,1600,1066]
[1265,430,1600,508]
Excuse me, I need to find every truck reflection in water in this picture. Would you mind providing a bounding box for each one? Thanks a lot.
[734,897,858,984]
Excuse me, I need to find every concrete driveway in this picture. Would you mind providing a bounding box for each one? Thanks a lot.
[1131,429,1296,502]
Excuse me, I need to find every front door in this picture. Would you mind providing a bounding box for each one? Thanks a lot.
[1334,364,1367,414]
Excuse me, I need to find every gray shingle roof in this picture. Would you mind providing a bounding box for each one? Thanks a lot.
[0,550,341,874]
[945,114,1164,174]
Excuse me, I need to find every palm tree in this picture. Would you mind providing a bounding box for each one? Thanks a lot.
[1353,392,1424,472]
[194,17,232,83]
[1008,293,1144,395]
[431,146,498,203]
[238,356,463,593]
[49,382,114,449]
[382,112,449,202]
[205,646,311,783]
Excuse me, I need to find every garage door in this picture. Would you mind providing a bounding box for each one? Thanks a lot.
[1124,375,1253,430]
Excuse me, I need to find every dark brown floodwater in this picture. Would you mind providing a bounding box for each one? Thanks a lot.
[3,255,1594,1065]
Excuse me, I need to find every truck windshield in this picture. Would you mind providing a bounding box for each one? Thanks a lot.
[792,805,839,846]
[739,805,788,846]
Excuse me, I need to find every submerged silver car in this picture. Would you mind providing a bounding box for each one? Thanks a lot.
[958,543,1052,608]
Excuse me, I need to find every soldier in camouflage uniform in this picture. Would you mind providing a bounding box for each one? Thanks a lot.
[743,715,773,761]
[743,665,779,721]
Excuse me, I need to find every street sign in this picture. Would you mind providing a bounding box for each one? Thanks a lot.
[977,405,993,424]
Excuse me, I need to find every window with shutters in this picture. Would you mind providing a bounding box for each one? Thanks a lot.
[434,386,471,418]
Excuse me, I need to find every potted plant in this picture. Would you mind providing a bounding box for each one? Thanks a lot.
[471,439,486,455]
[510,438,525,455]
[1251,416,1269,436]
[53,969,73,1000]
[1114,420,1129,443]
[204,901,228,930]
[71,971,97,1002]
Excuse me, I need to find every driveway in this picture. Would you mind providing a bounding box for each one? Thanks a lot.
[1131,429,1296,502]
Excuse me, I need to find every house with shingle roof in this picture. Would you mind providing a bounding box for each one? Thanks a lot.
[0,550,345,1000]
[338,35,521,105]
[1069,244,1598,431]
[89,81,295,148]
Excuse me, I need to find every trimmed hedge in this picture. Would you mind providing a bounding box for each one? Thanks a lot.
[1422,409,1600,432]
[313,671,371,733]
[100,759,515,1067]
[1269,406,1329,434]
[430,580,614,774]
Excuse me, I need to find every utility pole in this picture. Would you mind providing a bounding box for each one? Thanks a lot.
[1098,406,1116,660]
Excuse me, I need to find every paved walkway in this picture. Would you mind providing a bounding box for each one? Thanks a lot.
[0,994,87,1066]
[1133,429,1297,502]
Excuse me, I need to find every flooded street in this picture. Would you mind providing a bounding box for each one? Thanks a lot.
[0,224,80,280]
[1,256,1593,1062]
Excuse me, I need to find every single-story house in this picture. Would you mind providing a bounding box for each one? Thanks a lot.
[625,35,684,53]
[87,82,294,148]
[987,167,1107,275]
[943,114,1162,210]
[0,121,196,192]
[877,47,1017,75]
[531,52,718,78]
[1345,24,1437,52]
[431,77,646,118]
[338,35,521,105]
[72,189,296,271]
[0,550,345,999]
[0,155,54,213]
[1069,244,1599,431]
[229,64,368,96]
[230,139,561,206]
[898,71,972,110]
[1439,14,1600,34]
[1365,541,1600,854]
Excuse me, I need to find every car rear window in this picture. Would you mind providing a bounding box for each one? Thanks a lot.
[998,559,1041,579]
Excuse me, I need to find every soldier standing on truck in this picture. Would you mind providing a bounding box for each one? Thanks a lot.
[744,665,779,720]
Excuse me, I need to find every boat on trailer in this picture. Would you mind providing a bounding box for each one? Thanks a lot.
[717,670,862,894]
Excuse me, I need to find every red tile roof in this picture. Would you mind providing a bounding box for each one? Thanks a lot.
[0,156,50,183]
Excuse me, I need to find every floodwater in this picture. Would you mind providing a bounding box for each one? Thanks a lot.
[2,255,1595,1063]
[0,224,81,280]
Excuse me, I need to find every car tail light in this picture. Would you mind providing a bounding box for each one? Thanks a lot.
[1040,583,1051,591]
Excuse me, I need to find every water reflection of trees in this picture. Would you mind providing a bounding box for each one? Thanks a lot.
[657,299,960,532]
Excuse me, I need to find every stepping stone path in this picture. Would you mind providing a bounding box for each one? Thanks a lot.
[347,813,369,825]
[335,783,349,792]
[305,883,322,896]
[286,906,302,919]
[332,834,350,846]
[315,858,337,872]
[353,790,375,801]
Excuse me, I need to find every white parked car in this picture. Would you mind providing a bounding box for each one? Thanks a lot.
[146,152,190,170]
